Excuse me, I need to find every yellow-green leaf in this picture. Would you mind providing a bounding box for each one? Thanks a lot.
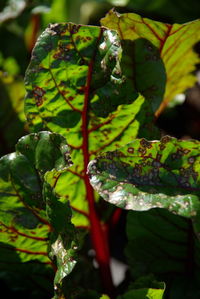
[101,9,200,116]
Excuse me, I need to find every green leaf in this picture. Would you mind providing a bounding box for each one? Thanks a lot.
[101,9,200,116]
[0,131,78,296]
[118,274,165,298]
[44,170,83,297]
[24,22,159,226]
[126,209,200,298]
[88,136,200,218]
[118,288,164,299]
[100,295,110,299]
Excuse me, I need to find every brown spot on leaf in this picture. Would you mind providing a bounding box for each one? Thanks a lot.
[67,96,74,101]
[161,136,171,143]
[127,147,134,154]
[140,139,152,148]
[159,144,165,150]
[71,24,81,34]
[183,149,190,154]
[138,147,146,155]
[33,86,46,107]
[188,156,195,164]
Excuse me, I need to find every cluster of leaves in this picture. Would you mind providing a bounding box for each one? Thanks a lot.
[0,2,200,299]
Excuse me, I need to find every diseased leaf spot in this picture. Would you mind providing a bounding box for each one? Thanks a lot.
[140,139,152,149]
[138,147,146,155]
[161,136,171,143]
[33,86,46,107]
[127,147,134,154]
[188,156,195,164]
[88,137,200,218]
[71,24,81,34]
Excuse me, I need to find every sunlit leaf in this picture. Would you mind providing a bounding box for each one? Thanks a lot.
[24,22,159,226]
[88,136,200,218]
[100,295,110,299]
[118,288,164,299]
[0,131,79,296]
[101,9,200,116]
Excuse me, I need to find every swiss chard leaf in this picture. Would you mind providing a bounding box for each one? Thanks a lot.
[118,288,164,299]
[101,9,200,116]
[24,23,158,226]
[0,131,79,297]
[126,209,200,298]
[118,274,165,298]
[88,136,200,218]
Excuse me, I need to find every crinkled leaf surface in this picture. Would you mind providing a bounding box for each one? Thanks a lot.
[101,10,200,116]
[0,131,79,296]
[24,22,159,226]
[44,171,82,297]
[88,136,200,218]
[126,209,200,298]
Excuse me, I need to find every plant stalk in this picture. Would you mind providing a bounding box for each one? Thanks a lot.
[80,27,115,297]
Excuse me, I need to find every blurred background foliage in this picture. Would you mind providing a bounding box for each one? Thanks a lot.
[0,1,200,297]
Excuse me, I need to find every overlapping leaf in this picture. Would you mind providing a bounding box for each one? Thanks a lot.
[101,9,200,116]
[118,288,164,299]
[0,131,79,297]
[126,209,200,298]
[24,23,159,226]
[117,274,165,298]
[88,136,200,218]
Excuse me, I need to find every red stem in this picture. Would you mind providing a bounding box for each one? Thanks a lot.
[81,29,115,297]
[27,14,40,53]
[109,208,122,231]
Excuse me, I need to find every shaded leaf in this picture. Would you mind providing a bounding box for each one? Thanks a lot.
[0,131,79,297]
[126,209,200,298]
[24,22,158,227]
[118,274,165,299]
[101,9,200,116]
[0,70,26,156]
[44,171,82,298]
[126,0,200,23]
[88,136,200,218]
